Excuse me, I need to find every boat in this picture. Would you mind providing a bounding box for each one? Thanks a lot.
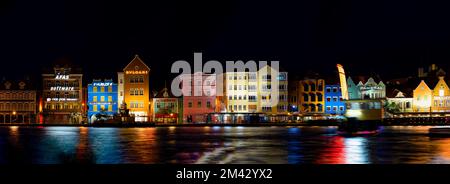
[429,127,450,136]
[337,99,384,136]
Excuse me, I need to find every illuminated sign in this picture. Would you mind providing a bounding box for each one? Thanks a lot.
[47,98,78,102]
[125,70,148,75]
[55,75,70,80]
[93,83,113,86]
[360,86,383,90]
[51,86,74,91]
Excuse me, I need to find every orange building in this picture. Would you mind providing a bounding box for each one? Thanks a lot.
[118,55,151,122]
[432,76,450,112]
[413,80,433,112]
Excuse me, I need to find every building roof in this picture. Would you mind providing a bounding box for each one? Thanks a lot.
[123,54,151,71]
[154,87,176,98]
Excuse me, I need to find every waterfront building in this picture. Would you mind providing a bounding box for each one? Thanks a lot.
[222,65,288,122]
[87,79,118,123]
[324,84,345,115]
[181,73,218,123]
[431,75,450,112]
[347,77,360,100]
[413,80,433,112]
[119,55,151,122]
[347,77,386,100]
[0,80,37,123]
[152,87,181,124]
[42,64,83,124]
[258,65,289,120]
[299,78,325,114]
[386,90,413,113]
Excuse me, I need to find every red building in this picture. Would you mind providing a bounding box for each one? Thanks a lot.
[181,73,219,123]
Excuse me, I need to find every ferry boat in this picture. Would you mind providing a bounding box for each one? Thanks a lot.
[338,99,383,136]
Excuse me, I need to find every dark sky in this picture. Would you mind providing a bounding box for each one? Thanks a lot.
[2,0,450,88]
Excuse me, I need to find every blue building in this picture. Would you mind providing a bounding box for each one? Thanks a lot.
[87,79,118,123]
[324,84,346,115]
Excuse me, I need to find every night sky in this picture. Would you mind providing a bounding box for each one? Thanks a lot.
[2,0,450,88]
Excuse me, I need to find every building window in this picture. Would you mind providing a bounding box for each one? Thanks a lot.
[333,87,338,93]
[101,105,105,111]
[339,106,344,112]
[197,101,202,108]
[326,106,331,111]
[93,96,98,102]
[326,87,331,93]
[333,97,338,102]
[101,96,105,102]
[108,96,112,102]
[120,91,123,96]
[326,97,331,102]
[243,105,247,111]
[188,102,193,108]
[140,88,144,95]
[333,106,337,111]
[108,86,113,92]
[93,86,98,92]
[93,105,98,112]
[108,105,112,111]
[101,87,105,93]
[206,101,211,108]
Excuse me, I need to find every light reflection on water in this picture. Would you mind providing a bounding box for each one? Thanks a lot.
[0,126,449,164]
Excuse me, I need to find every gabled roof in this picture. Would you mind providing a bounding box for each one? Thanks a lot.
[414,80,432,92]
[154,87,176,98]
[123,54,151,71]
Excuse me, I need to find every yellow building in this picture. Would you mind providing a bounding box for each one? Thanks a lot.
[222,65,288,122]
[299,79,325,114]
[413,80,432,112]
[432,76,450,112]
[119,55,151,122]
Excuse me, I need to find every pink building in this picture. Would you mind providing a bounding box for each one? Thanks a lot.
[181,73,218,123]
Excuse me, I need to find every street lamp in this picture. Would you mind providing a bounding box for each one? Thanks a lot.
[12,111,16,123]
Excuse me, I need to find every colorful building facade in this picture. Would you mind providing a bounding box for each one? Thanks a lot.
[152,87,181,124]
[181,73,218,123]
[87,79,118,123]
[119,55,151,122]
[432,76,450,112]
[324,84,345,115]
[299,78,325,114]
[347,77,386,100]
[413,80,433,112]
